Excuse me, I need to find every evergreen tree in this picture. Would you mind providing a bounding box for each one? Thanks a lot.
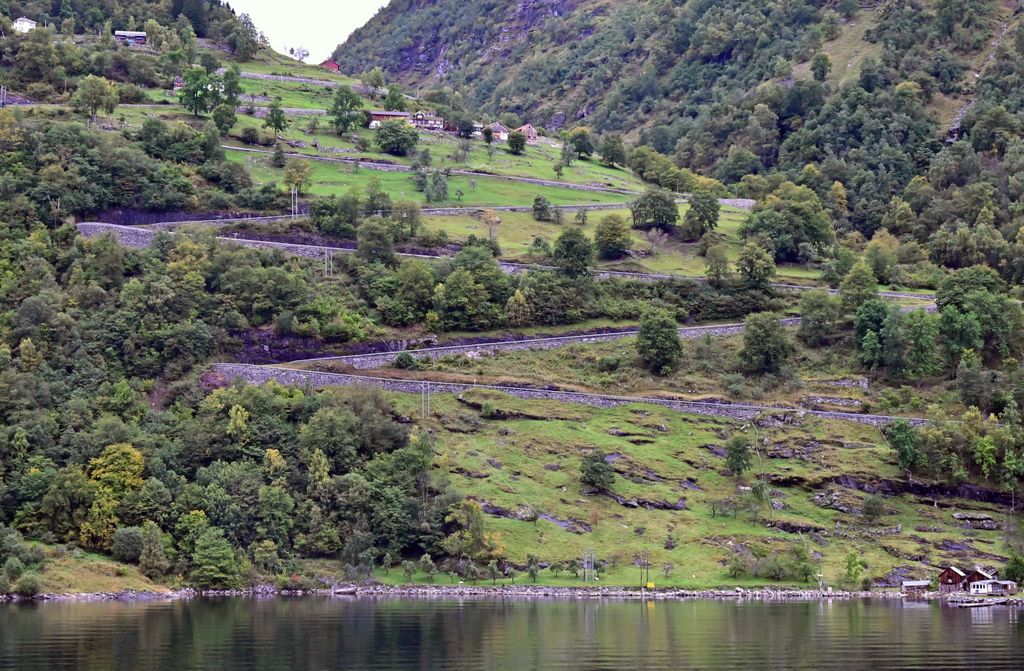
[704,244,731,284]
[725,434,753,478]
[797,290,839,347]
[70,76,118,121]
[138,521,170,579]
[599,134,627,166]
[330,86,364,134]
[190,527,241,589]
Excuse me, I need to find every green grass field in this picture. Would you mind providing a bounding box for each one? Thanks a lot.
[227,151,635,207]
[361,389,1003,588]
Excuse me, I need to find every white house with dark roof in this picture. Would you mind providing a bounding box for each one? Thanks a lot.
[12,17,37,33]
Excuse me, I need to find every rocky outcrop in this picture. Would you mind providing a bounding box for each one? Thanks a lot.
[602,492,688,511]
[833,475,1015,506]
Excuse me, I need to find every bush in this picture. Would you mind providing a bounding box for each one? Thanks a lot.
[393,352,419,370]
[580,453,615,491]
[15,572,41,597]
[240,127,260,145]
[117,84,150,104]
[2,556,25,583]
[111,526,146,563]
[862,495,885,524]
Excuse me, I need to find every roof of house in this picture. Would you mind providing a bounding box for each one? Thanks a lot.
[943,566,966,577]
[487,122,510,131]
[14,16,36,22]
[967,568,994,580]
[370,110,411,117]
[901,580,931,587]
[114,30,147,37]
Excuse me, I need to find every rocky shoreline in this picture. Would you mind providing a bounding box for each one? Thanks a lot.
[7,583,1021,605]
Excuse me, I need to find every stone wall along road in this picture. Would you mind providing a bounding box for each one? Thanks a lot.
[286,319,800,370]
[210,363,924,427]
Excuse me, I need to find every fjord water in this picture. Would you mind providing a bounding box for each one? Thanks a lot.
[1,598,1022,670]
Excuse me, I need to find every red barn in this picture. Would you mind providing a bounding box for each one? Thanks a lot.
[937,566,966,593]
[963,567,995,590]
[320,60,340,73]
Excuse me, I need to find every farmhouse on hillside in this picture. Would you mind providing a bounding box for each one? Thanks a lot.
[516,124,539,142]
[320,60,340,72]
[12,16,37,33]
[937,566,967,593]
[410,111,444,131]
[368,110,411,129]
[486,122,511,142]
[114,30,147,45]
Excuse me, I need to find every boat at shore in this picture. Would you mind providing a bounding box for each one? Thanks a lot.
[951,598,1008,607]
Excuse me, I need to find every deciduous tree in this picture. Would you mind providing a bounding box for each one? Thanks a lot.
[636,308,682,375]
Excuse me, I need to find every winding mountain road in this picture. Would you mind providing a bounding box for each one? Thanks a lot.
[78,219,935,426]
[77,222,937,302]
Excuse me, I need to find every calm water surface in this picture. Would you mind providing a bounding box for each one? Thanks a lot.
[1,597,1022,670]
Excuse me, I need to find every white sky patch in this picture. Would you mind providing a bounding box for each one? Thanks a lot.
[228,0,389,64]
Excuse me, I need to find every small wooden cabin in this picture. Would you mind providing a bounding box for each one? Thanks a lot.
[901,580,930,597]
[368,111,411,129]
[114,31,148,45]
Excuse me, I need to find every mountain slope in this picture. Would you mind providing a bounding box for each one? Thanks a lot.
[335,1,1024,234]
[335,1,1009,133]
